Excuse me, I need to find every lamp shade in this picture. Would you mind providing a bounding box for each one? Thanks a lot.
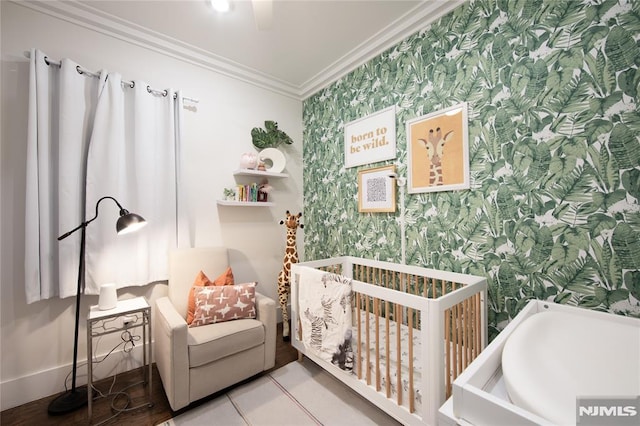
[116,209,147,235]
[98,283,118,310]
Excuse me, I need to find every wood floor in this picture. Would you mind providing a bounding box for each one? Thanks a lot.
[0,325,299,426]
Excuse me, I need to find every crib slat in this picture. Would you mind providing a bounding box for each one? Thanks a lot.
[472,294,477,359]
[396,302,401,406]
[452,303,458,381]
[400,273,407,325]
[408,302,414,413]
[476,292,481,357]
[467,296,475,365]
[471,295,476,359]
[385,299,391,398]
[457,301,463,376]
[453,302,459,378]
[466,297,471,367]
[366,294,371,386]
[445,307,452,398]
[469,296,474,363]
[465,298,473,368]
[375,296,380,392]
[414,276,421,330]
[469,294,475,360]
[356,290,362,380]
[462,298,467,367]
[423,276,428,299]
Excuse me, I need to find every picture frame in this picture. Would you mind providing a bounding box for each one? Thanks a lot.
[358,165,396,213]
[406,102,469,194]
[344,106,396,168]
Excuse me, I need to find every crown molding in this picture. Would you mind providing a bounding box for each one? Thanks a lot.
[15,0,301,99]
[15,0,464,101]
[299,0,465,99]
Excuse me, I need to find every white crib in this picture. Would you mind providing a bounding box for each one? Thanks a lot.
[291,256,488,426]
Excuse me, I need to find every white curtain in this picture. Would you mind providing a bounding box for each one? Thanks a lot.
[57,58,103,299]
[84,75,180,294]
[25,48,56,303]
[25,49,103,302]
[25,50,186,301]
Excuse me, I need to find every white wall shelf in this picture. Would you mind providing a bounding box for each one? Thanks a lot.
[225,169,288,207]
[216,200,275,207]
[233,169,288,178]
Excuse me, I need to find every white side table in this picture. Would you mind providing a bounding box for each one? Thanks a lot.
[87,296,153,421]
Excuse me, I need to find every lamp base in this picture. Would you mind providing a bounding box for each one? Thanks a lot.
[47,387,87,415]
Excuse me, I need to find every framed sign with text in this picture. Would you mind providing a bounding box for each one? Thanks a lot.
[344,106,396,168]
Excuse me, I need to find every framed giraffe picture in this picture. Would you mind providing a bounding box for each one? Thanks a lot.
[406,103,469,194]
[358,164,396,213]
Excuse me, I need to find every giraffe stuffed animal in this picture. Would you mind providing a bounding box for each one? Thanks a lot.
[278,210,303,341]
[419,127,454,186]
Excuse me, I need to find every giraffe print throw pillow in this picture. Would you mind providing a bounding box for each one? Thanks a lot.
[189,282,257,327]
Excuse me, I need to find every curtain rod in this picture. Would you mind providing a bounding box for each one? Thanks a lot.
[24,51,198,103]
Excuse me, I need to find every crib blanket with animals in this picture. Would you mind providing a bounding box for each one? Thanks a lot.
[297,266,353,370]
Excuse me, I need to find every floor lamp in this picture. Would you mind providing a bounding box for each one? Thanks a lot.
[48,196,146,415]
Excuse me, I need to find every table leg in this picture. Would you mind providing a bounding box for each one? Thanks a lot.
[87,320,93,420]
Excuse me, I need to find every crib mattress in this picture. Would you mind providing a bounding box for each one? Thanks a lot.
[354,310,422,370]
[352,311,423,414]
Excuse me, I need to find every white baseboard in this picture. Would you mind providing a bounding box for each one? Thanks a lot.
[0,343,147,411]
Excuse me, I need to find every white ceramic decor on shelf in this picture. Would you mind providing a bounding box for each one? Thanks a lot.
[239,152,258,169]
[259,148,286,173]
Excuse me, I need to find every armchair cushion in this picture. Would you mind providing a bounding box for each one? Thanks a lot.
[187,318,265,367]
[190,282,257,327]
[186,267,235,324]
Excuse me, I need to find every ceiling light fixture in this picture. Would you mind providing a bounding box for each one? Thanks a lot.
[209,0,231,13]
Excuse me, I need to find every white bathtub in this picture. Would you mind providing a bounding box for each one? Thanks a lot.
[439,300,640,426]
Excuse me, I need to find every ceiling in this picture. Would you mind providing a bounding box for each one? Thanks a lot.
[26,0,463,98]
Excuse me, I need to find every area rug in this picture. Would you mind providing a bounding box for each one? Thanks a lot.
[158,359,400,425]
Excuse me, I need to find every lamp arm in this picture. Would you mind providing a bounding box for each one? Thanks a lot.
[57,196,125,241]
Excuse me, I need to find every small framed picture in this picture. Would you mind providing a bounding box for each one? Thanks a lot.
[358,165,396,213]
[406,102,469,194]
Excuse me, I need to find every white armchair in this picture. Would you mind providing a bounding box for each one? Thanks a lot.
[154,247,276,411]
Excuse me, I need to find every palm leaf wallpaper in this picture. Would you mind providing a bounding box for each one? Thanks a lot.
[302,0,640,340]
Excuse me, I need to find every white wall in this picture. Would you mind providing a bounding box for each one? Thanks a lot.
[0,1,303,410]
